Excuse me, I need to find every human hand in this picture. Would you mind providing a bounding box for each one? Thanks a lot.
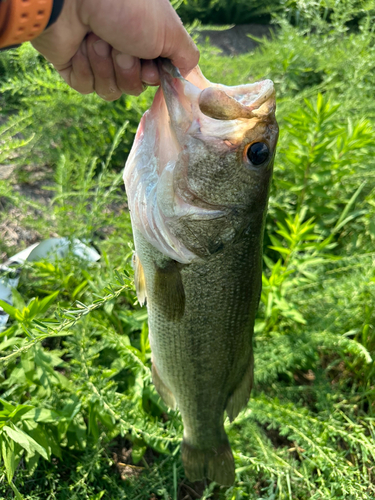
[31,0,199,101]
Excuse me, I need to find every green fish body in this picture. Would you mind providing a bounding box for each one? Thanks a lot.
[124,61,278,485]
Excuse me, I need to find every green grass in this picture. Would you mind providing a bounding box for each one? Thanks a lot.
[1,2,375,499]
[173,0,283,25]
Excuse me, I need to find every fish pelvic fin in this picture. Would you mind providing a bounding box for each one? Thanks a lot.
[154,260,185,321]
[181,438,235,486]
[226,352,254,422]
[133,253,147,306]
[151,363,176,410]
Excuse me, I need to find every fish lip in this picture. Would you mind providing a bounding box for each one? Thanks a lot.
[246,79,275,110]
[158,58,275,118]
[158,58,182,79]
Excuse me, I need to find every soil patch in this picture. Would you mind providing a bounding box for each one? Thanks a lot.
[196,24,274,55]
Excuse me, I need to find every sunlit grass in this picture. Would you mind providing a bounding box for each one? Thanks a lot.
[0,1,375,498]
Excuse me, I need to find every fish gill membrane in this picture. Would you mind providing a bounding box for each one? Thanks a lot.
[124,59,279,486]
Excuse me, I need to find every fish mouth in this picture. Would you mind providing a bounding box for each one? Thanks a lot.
[158,58,275,125]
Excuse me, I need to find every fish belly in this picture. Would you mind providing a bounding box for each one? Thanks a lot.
[133,228,261,484]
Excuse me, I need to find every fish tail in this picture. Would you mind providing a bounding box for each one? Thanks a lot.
[181,437,235,486]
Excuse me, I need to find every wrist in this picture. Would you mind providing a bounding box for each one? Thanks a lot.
[46,0,64,28]
[0,0,63,49]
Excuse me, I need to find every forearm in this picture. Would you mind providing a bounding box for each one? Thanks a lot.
[0,0,64,49]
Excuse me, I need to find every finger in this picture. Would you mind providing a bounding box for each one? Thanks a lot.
[112,51,144,96]
[83,0,199,77]
[159,12,200,77]
[68,39,94,94]
[86,33,122,101]
[141,60,160,86]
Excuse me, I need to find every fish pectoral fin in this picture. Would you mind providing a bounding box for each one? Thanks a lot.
[181,438,235,486]
[226,352,254,422]
[154,261,185,321]
[152,363,176,410]
[133,253,147,306]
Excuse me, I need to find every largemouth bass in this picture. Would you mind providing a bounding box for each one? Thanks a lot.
[124,60,278,485]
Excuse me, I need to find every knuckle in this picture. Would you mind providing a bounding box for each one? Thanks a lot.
[79,66,94,80]
[92,64,113,80]
[116,77,143,96]
[70,78,94,95]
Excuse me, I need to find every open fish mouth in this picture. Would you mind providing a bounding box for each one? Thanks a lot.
[158,58,276,128]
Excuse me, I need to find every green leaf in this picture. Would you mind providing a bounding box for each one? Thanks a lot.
[96,408,115,430]
[38,291,60,315]
[91,492,105,500]
[27,298,41,319]
[132,443,147,464]
[72,280,88,299]
[1,435,16,483]
[8,405,35,423]
[25,450,40,475]
[24,408,61,424]
[10,481,24,500]
[26,426,52,460]
[140,322,150,357]
[0,337,23,351]
[88,403,100,442]
[269,246,290,255]
[0,299,19,319]
[114,270,124,285]
[333,181,366,233]
[0,398,15,413]
[11,288,26,311]
[3,424,48,460]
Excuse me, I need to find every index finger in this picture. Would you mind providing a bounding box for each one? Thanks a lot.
[159,12,200,77]
[83,0,199,77]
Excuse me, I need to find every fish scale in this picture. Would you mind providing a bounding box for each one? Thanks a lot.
[135,228,257,435]
[124,59,278,485]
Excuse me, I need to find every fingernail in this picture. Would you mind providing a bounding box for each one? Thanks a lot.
[94,40,110,58]
[116,54,136,70]
[142,76,159,85]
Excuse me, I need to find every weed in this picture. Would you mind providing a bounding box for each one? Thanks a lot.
[1,1,375,499]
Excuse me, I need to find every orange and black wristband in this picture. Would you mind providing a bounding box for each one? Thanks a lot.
[0,0,64,50]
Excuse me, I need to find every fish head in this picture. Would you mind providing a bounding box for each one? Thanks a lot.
[158,59,278,214]
[124,60,278,263]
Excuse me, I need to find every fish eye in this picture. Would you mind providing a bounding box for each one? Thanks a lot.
[246,142,270,166]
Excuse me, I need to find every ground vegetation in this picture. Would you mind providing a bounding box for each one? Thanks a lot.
[0,1,375,498]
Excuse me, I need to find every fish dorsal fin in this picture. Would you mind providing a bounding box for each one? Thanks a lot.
[133,253,147,306]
